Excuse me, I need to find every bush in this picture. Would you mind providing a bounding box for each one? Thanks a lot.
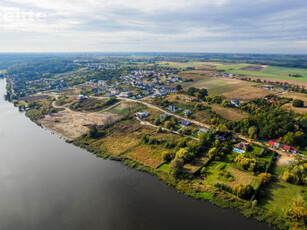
[162,151,172,163]
[292,99,304,108]
[170,158,184,169]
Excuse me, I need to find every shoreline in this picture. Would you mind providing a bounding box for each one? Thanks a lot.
[3,78,290,230]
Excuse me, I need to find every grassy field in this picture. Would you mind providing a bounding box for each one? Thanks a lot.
[258,180,307,215]
[281,102,307,114]
[280,91,307,102]
[181,78,256,94]
[210,104,249,121]
[158,163,171,173]
[180,77,270,101]
[158,61,213,69]
[202,162,257,188]
[107,101,145,115]
[124,144,165,168]
[215,64,307,82]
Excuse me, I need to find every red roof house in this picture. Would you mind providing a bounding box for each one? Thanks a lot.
[268,141,275,146]
[283,145,291,151]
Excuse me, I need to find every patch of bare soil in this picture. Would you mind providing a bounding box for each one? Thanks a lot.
[39,108,121,141]
[276,152,295,166]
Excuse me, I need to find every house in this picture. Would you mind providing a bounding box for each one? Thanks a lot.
[280,86,288,91]
[283,145,291,152]
[183,109,191,117]
[77,95,85,100]
[179,119,191,127]
[273,142,282,149]
[184,97,197,102]
[230,99,240,107]
[168,105,179,112]
[197,127,209,135]
[160,113,170,119]
[214,135,226,141]
[290,148,298,154]
[135,111,150,118]
[234,142,252,153]
[119,92,133,98]
[268,140,275,147]
[262,86,274,90]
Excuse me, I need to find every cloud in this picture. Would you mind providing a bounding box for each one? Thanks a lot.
[0,0,306,53]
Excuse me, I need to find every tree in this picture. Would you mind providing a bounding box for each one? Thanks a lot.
[287,196,307,224]
[232,184,255,199]
[162,151,172,163]
[258,173,272,185]
[175,148,192,162]
[170,158,184,169]
[292,99,304,107]
[156,126,162,133]
[176,84,182,91]
[87,125,98,138]
[248,126,257,139]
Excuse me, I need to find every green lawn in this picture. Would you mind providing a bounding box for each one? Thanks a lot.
[158,163,171,173]
[197,191,212,200]
[258,180,307,215]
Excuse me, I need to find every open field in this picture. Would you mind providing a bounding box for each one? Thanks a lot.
[38,102,121,140]
[124,144,165,168]
[157,61,214,69]
[226,167,257,188]
[258,180,307,215]
[106,101,145,115]
[280,91,307,102]
[19,94,50,101]
[214,63,307,83]
[180,77,270,101]
[210,104,249,121]
[281,102,307,114]
[180,78,257,94]
[183,157,207,173]
[202,162,257,188]
[222,86,273,101]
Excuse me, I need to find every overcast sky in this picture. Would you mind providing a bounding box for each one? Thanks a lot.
[0,0,306,53]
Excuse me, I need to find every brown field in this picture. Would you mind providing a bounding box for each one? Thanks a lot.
[224,167,256,188]
[39,107,121,141]
[183,157,207,173]
[96,134,140,155]
[19,95,50,101]
[94,119,158,155]
[280,91,307,102]
[210,104,249,121]
[281,103,307,114]
[222,86,273,101]
[124,144,165,168]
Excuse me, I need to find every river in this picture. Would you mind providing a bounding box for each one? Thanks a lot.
[0,79,270,230]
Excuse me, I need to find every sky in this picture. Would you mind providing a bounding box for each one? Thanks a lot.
[0,0,306,53]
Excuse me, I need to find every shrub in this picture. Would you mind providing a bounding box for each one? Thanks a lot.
[292,99,304,108]
[170,158,184,169]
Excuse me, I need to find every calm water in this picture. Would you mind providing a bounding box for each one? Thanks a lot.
[0,79,270,230]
